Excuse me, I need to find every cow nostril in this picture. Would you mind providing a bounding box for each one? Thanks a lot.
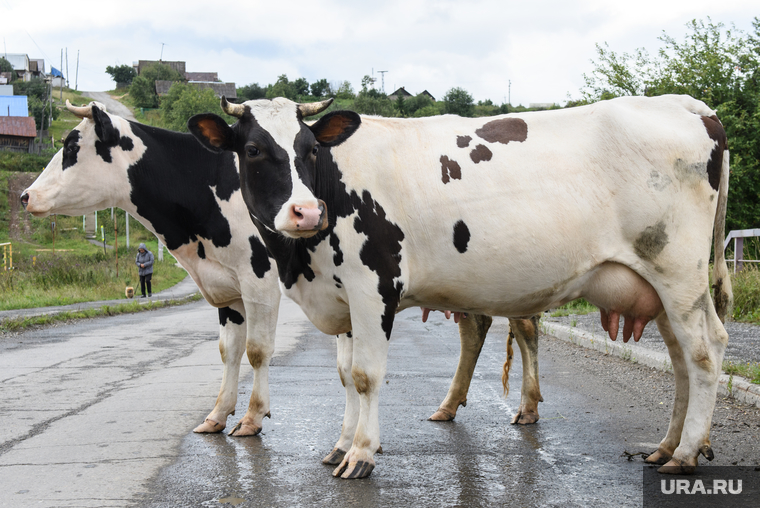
[293,207,303,219]
[20,193,29,208]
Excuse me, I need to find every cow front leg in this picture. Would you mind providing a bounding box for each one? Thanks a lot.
[645,313,688,465]
[228,298,280,437]
[430,314,492,421]
[332,321,390,479]
[323,333,360,465]
[194,301,247,433]
[509,315,543,425]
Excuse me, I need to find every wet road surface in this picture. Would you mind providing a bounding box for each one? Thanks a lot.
[2,300,759,507]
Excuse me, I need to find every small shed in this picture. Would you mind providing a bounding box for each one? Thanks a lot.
[0,116,37,152]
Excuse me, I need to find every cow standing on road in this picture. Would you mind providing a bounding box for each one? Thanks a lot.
[190,94,731,479]
[21,101,543,446]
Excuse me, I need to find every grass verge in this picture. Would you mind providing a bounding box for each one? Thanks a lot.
[549,298,598,317]
[0,293,204,334]
[723,360,760,385]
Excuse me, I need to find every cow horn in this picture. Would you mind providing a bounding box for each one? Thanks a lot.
[66,100,93,119]
[221,96,246,117]
[297,99,334,117]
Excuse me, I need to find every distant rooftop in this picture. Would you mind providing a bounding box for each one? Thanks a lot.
[0,96,29,117]
[0,116,36,138]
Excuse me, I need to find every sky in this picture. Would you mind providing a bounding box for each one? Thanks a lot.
[1,0,757,106]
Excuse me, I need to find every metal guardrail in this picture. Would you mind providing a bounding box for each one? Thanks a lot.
[723,229,760,272]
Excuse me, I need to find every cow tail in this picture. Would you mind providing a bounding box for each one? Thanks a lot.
[712,149,733,323]
[502,329,514,397]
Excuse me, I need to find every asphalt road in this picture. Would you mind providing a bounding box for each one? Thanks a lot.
[1,299,759,508]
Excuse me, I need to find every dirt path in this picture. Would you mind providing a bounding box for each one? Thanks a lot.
[82,91,137,121]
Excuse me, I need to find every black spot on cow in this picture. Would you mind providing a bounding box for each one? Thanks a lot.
[476,118,528,145]
[457,135,472,148]
[346,331,353,338]
[330,232,344,266]
[61,130,81,170]
[219,306,245,326]
[453,221,470,253]
[701,115,726,192]
[634,221,668,261]
[352,189,405,340]
[334,274,343,288]
[470,144,492,164]
[249,235,272,278]
[440,156,462,184]
[197,242,206,259]
[126,122,240,251]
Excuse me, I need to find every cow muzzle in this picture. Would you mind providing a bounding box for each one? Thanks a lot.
[285,199,329,238]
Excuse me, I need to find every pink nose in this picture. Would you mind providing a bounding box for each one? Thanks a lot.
[291,202,325,230]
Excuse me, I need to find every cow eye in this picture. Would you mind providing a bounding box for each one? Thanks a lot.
[246,146,260,158]
[312,145,319,156]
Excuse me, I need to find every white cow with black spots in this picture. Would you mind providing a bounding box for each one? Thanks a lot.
[190,94,732,479]
[21,101,543,447]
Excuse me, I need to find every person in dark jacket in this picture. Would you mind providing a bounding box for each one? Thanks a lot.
[135,243,155,298]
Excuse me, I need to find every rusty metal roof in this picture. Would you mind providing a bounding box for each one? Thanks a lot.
[0,116,37,138]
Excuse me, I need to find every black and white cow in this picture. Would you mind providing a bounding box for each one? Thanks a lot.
[21,101,543,445]
[190,94,732,479]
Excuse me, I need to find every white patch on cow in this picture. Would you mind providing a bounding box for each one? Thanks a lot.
[245,98,320,231]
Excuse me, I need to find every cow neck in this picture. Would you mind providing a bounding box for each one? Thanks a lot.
[125,121,240,251]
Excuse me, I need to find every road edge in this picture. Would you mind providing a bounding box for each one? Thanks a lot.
[542,322,760,409]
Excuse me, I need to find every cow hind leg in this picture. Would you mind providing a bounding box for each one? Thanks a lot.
[645,313,689,465]
[509,315,543,425]
[194,300,247,434]
[228,299,279,437]
[323,333,360,465]
[658,292,728,474]
[429,314,492,421]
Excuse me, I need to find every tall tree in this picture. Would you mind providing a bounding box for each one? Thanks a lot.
[442,87,475,117]
[105,65,137,86]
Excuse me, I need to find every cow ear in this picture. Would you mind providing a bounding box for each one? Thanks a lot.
[188,114,235,153]
[309,111,361,147]
[91,105,119,145]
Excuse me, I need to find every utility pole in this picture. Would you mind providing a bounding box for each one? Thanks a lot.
[378,70,388,94]
[59,49,63,99]
[508,80,511,112]
[75,50,79,91]
[65,48,69,89]
[160,43,165,62]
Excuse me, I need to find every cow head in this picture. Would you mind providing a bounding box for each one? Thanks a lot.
[21,101,142,217]
[188,97,361,239]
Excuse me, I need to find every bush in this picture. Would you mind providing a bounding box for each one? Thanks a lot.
[159,82,235,132]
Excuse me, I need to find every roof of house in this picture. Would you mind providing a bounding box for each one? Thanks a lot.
[420,90,436,101]
[389,87,413,98]
[185,72,218,82]
[0,116,36,137]
[0,96,29,117]
[2,54,29,71]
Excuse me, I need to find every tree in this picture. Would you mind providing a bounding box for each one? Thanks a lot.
[334,81,355,100]
[293,77,310,97]
[310,79,330,97]
[129,63,184,108]
[159,82,236,132]
[0,57,13,78]
[13,78,59,129]
[237,83,266,101]
[105,64,137,86]
[577,17,760,231]
[442,87,475,117]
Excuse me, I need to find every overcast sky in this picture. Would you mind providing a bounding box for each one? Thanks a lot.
[1,0,757,106]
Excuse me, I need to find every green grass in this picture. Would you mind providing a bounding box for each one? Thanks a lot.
[723,360,760,385]
[0,293,203,334]
[549,298,598,317]
[731,265,760,324]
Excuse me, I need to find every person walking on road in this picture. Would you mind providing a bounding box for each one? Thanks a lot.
[135,243,154,298]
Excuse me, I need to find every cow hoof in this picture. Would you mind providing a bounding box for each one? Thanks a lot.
[658,457,696,475]
[644,449,672,465]
[228,421,262,437]
[334,460,374,479]
[428,407,456,421]
[510,411,539,425]
[193,418,225,433]
[699,444,715,461]
[322,448,347,465]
